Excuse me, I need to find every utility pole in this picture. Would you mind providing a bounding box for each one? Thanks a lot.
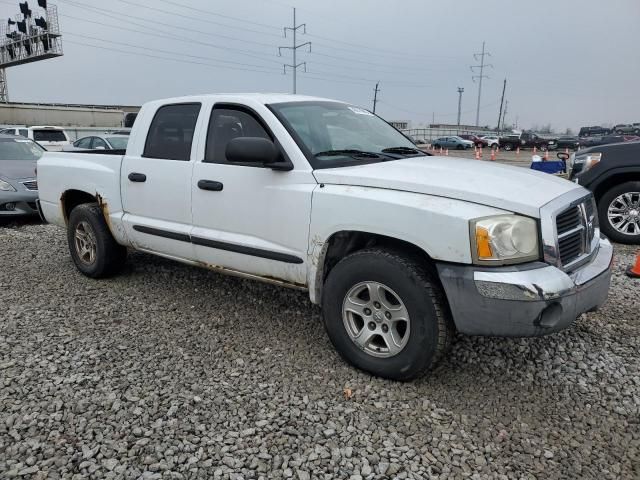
[497,78,506,133]
[471,41,492,126]
[279,8,311,94]
[372,82,380,113]
[0,69,8,103]
[456,87,464,129]
[502,100,509,131]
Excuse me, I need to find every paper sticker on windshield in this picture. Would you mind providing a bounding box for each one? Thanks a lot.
[348,106,373,116]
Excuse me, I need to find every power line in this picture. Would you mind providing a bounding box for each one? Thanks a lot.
[278,8,310,94]
[470,41,493,126]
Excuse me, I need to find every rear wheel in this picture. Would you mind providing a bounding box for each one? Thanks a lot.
[322,248,454,381]
[503,144,513,151]
[67,203,127,278]
[599,182,640,244]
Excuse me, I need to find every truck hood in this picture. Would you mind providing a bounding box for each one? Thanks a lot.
[0,160,37,180]
[313,156,583,217]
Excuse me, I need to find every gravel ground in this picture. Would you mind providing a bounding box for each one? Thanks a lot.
[1,223,638,480]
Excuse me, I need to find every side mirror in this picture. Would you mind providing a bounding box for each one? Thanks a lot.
[226,137,279,165]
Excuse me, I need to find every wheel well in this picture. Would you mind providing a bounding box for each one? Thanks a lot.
[317,231,442,302]
[60,190,97,223]
[593,172,640,202]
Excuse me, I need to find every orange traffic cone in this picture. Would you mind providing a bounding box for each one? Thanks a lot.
[516,146,520,156]
[439,147,443,155]
[565,147,569,155]
[533,146,537,154]
[475,148,480,160]
[445,148,449,156]
[544,149,549,161]
[490,149,496,161]
[627,251,640,278]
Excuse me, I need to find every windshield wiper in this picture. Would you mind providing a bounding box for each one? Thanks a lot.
[314,149,383,159]
[381,146,425,156]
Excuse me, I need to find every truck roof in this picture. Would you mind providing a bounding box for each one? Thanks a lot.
[143,93,345,107]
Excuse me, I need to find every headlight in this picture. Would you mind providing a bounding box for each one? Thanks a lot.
[0,179,16,192]
[573,152,601,172]
[471,215,539,264]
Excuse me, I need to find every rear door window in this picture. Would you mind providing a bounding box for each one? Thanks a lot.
[143,103,201,161]
[75,137,92,149]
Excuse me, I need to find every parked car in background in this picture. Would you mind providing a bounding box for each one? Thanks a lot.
[556,136,581,151]
[499,132,557,151]
[578,126,611,137]
[0,126,71,151]
[611,124,639,135]
[568,141,640,244]
[63,134,130,152]
[432,136,473,149]
[480,135,499,147]
[578,134,640,148]
[0,134,44,218]
[37,93,613,380]
[459,134,486,147]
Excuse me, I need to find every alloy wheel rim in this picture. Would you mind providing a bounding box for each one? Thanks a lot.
[74,221,98,265]
[608,192,640,236]
[342,281,411,358]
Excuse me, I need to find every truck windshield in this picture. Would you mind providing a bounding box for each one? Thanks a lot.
[0,138,45,160]
[269,101,422,168]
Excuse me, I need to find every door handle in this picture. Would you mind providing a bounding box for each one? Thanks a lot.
[128,172,147,182]
[197,180,223,191]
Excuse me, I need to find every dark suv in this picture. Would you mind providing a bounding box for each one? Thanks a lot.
[567,141,640,244]
[578,126,611,137]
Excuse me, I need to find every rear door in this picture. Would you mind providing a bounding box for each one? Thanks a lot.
[121,102,204,260]
[190,103,315,285]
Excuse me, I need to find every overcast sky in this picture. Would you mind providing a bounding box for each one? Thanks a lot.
[3,0,640,130]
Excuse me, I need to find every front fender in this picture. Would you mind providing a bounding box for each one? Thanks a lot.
[306,185,510,304]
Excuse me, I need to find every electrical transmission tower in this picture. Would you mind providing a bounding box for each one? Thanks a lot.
[372,82,380,113]
[470,41,492,126]
[278,8,310,94]
[0,69,8,102]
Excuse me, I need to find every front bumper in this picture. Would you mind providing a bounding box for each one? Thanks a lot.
[436,236,613,337]
[0,190,39,216]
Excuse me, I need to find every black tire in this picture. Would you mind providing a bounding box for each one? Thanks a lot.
[321,248,454,381]
[616,130,623,135]
[67,203,127,278]
[456,144,464,150]
[432,144,440,149]
[634,129,639,135]
[538,144,548,152]
[598,182,640,244]
[503,144,513,151]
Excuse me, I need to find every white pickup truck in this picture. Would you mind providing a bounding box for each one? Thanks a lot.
[37,94,613,380]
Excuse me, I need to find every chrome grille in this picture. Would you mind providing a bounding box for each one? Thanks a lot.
[21,179,38,191]
[555,197,597,270]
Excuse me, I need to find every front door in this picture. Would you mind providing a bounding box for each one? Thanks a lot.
[191,104,315,286]
[121,102,203,260]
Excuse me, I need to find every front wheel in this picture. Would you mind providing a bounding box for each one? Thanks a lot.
[599,182,640,244]
[503,144,513,151]
[321,248,454,381]
[67,203,127,278]
[456,144,464,150]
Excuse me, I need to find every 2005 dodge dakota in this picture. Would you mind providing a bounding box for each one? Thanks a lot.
[37,94,613,380]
